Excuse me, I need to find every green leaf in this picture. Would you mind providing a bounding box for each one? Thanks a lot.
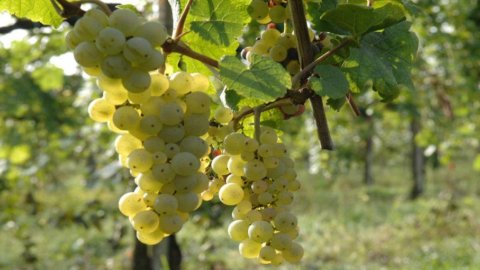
[0,0,63,27]
[474,154,480,171]
[342,22,418,101]
[320,3,406,37]
[31,64,64,91]
[326,97,346,111]
[309,65,349,99]
[219,54,291,103]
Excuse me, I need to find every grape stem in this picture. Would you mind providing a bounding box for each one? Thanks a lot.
[253,105,265,142]
[162,39,219,68]
[173,0,194,40]
[347,92,361,117]
[232,98,295,131]
[72,0,112,15]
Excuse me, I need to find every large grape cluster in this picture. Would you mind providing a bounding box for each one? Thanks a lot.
[248,0,290,24]
[210,127,304,265]
[67,8,168,92]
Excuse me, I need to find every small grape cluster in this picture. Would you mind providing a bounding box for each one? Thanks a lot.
[67,8,168,93]
[248,0,290,24]
[210,126,304,265]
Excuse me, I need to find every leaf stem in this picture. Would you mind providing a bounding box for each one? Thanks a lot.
[253,105,265,142]
[346,92,361,117]
[173,0,194,40]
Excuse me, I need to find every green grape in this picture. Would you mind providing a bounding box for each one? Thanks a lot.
[282,242,304,263]
[143,136,166,153]
[138,50,164,71]
[277,33,297,49]
[173,174,197,193]
[284,226,299,240]
[164,143,180,158]
[175,192,200,212]
[97,75,124,93]
[269,44,288,62]
[227,156,246,176]
[141,96,165,116]
[153,194,178,215]
[180,136,209,158]
[115,133,142,156]
[260,129,278,144]
[136,226,166,245]
[244,159,267,181]
[185,92,211,114]
[251,41,270,55]
[244,138,259,152]
[226,174,244,186]
[123,37,155,64]
[158,102,184,125]
[108,8,141,36]
[261,29,281,46]
[159,124,185,143]
[161,88,178,101]
[232,205,247,220]
[190,73,210,92]
[284,168,297,181]
[122,68,151,93]
[276,191,293,205]
[138,115,163,135]
[152,151,167,164]
[287,180,301,191]
[157,214,183,234]
[273,212,297,232]
[256,14,271,24]
[112,106,140,130]
[273,143,287,157]
[103,87,128,105]
[134,21,168,47]
[201,189,215,201]
[269,5,287,23]
[87,98,115,122]
[129,123,151,141]
[118,192,147,217]
[286,60,300,75]
[251,180,268,194]
[83,66,102,76]
[257,144,275,158]
[270,253,285,266]
[224,132,247,155]
[239,239,262,259]
[131,209,159,233]
[183,114,210,136]
[267,162,286,179]
[214,107,233,124]
[95,27,125,55]
[142,192,157,207]
[65,30,82,50]
[74,16,104,41]
[171,152,200,176]
[211,154,230,176]
[248,220,274,243]
[237,200,252,213]
[241,150,256,161]
[151,163,175,184]
[228,220,250,241]
[127,149,154,173]
[148,73,169,96]
[84,9,108,26]
[136,172,163,193]
[260,207,277,221]
[270,233,292,251]
[74,41,102,67]
[247,0,269,21]
[169,71,193,96]
[101,54,132,78]
[219,183,244,205]
[259,245,276,261]
[257,192,273,205]
[160,182,176,195]
[245,210,263,223]
[263,157,280,168]
[193,172,209,193]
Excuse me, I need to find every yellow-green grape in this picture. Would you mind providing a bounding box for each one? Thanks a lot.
[283,242,304,263]
[190,73,210,92]
[270,233,292,251]
[73,16,104,41]
[263,157,280,168]
[152,151,167,164]
[159,124,185,143]
[286,60,300,75]
[151,163,175,184]
[251,40,270,55]
[84,8,109,26]
[239,239,262,259]
[237,200,252,213]
[244,159,267,181]
[148,73,169,96]
[185,92,211,114]
[127,149,153,173]
[180,136,209,158]
[273,212,297,232]
[175,192,200,212]
[241,150,256,161]
[122,68,151,93]
[269,5,287,23]
[129,124,151,141]
[157,214,183,234]
[214,106,234,124]
[158,102,184,125]
[139,50,164,71]
[164,143,180,158]
[153,194,178,215]
[276,191,293,205]
[101,54,131,78]
[142,192,157,207]
[97,75,124,93]
[143,136,165,153]
[112,106,140,130]
[260,207,277,221]
[65,29,82,50]
[136,226,166,245]
[245,209,263,223]
[261,28,281,46]
[256,15,271,24]
[284,168,297,181]
[271,253,285,266]
[161,88,178,101]
[260,129,278,144]
[257,144,275,158]
[211,154,230,176]
[95,27,125,55]
[136,172,163,193]
[251,180,268,194]
[108,8,141,36]
[103,87,128,105]
[228,220,250,241]
[257,192,274,205]
[171,152,200,176]
[269,44,288,62]
[278,33,297,49]
[138,115,162,135]
[87,98,115,122]
[131,209,159,233]
[248,220,274,243]
[115,133,142,156]
[169,71,193,96]
[123,37,154,64]
[183,114,210,136]
[201,189,215,201]
[223,132,247,155]
[247,0,269,21]
[173,174,196,193]
[244,138,259,152]
[118,192,147,217]
[160,182,176,195]
[259,245,276,261]
[193,173,209,193]
[140,96,165,116]
[134,21,168,47]
[83,66,102,77]
[219,183,244,205]
[227,156,246,176]
[287,180,301,191]
[74,41,102,67]
[226,174,244,186]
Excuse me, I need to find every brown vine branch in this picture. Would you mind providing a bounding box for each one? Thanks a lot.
[173,0,194,40]
[162,39,219,68]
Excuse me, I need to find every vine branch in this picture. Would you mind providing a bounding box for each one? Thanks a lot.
[162,39,219,68]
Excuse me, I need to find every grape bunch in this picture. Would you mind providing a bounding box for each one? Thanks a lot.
[248,0,290,24]
[67,8,168,92]
[210,127,304,265]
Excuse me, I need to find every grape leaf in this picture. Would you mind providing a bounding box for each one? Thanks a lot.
[0,0,63,27]
[219,54,291,103]
[309,65,349,99]
[341,22,418,101]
